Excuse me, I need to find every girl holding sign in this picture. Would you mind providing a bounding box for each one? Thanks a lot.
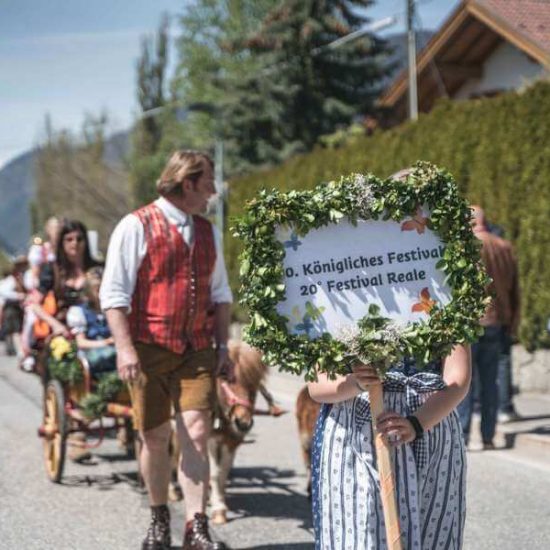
[308,345,471,550]
[234,162,485,550]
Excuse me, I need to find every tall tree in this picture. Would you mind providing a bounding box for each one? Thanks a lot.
[130,15,173,206]
[222,0,391,171]
[172,0,279,172]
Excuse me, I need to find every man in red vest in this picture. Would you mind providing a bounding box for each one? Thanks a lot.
[101,150,232,550]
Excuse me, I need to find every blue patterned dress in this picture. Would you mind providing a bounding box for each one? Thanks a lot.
[311,359,466,550]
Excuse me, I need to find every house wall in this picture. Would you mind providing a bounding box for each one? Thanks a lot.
[454,41,545,98]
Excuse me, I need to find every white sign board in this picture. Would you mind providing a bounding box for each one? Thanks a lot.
[276,211,452,338]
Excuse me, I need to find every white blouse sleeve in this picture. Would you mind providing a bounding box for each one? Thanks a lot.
[99,214,147,312]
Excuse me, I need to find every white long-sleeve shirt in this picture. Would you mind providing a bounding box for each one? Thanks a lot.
[100,197,233,312]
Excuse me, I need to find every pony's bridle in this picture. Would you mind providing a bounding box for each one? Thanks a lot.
[219,381,253,410]
[215,381,254,434]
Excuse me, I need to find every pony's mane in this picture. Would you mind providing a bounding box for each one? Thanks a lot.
[229,340,267,391]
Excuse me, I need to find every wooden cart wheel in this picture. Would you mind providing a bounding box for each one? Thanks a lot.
[42,380,67,483]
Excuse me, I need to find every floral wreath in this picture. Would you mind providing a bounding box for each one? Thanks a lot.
[233,162,489,380]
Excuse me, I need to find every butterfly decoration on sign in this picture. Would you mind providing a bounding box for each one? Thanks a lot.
[411,287,436,313]
[291,302,325,336]
[283,232,302,251]
[401,207,429,234]
[305,301,325,320]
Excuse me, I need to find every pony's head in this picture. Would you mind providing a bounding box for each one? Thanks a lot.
[217,341,267,436]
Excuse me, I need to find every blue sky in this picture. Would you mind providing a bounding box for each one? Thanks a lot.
[0,0,460,168]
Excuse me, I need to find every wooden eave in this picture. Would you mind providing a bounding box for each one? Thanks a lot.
[379,0,550,111]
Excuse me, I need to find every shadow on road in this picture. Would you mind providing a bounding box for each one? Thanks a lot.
[224,466,313,532]
[502,417,550,449]
[61,471,143,491]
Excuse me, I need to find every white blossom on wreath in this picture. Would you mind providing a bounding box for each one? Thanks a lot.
[351,173,376,218]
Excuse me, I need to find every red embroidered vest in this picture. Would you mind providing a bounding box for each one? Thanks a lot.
[128,203,216,353]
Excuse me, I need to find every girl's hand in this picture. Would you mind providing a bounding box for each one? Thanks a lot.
[52,321,69,338]
[376,411,416,446]
[351,363,381,390]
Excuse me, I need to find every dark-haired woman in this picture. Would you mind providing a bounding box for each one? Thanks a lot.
[32,219,100,337]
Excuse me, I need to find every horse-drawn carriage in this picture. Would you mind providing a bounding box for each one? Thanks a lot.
[36,335,136,482]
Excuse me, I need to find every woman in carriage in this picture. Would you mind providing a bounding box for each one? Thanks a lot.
[31,218,101,342]
[31,219,102,462]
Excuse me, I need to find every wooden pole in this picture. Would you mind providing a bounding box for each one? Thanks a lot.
[369,383,403,550]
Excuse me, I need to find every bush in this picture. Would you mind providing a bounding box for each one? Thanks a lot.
[226,81,550,350]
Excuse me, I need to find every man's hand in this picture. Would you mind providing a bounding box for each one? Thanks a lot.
[216,346,235,383]
[117,345,141,382]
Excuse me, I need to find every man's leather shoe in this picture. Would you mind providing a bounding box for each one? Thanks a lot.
[183,513,226,549]
[142,505,171,550]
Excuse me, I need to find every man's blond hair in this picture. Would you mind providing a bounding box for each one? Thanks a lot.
[156,150,213,197]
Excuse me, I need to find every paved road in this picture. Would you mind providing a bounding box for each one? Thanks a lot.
[1,348,549,549]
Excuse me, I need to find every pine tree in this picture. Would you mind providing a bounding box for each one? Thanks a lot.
[222,0,390,171]
[172,0,279,163]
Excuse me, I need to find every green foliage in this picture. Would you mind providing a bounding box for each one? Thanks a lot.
[220,0,390,172]
[227,82,550,351]
[171,0,390,175]
[80,372,124,420]
[48,337,83,385]
[233,162,489,379]
[172,0,279,174]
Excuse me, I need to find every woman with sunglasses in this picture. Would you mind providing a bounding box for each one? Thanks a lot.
[32,219,101,338]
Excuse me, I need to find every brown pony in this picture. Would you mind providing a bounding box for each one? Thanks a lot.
[168,340,268,524]
[209,340,267,524]
[295,385,321,497]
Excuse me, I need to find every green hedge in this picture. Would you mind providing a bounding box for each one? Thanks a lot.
[226,81,550,351]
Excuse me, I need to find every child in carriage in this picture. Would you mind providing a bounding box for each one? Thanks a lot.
[66,267,116,375]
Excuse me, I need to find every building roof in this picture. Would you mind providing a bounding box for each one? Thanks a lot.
[379,0,550,118]
[478,0,550,54]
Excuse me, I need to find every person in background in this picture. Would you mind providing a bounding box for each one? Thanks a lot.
[0,257,28,357]
[457,205,520,449]
[475,219,519,423]
[20,217,61,370]
[28,217,60,287]
[101,150,232,550]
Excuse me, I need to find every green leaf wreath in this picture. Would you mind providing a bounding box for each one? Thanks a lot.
[233,161,490,381]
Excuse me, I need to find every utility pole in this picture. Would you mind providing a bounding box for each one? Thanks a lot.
[214,138,224,243]
[407,0,418,120]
